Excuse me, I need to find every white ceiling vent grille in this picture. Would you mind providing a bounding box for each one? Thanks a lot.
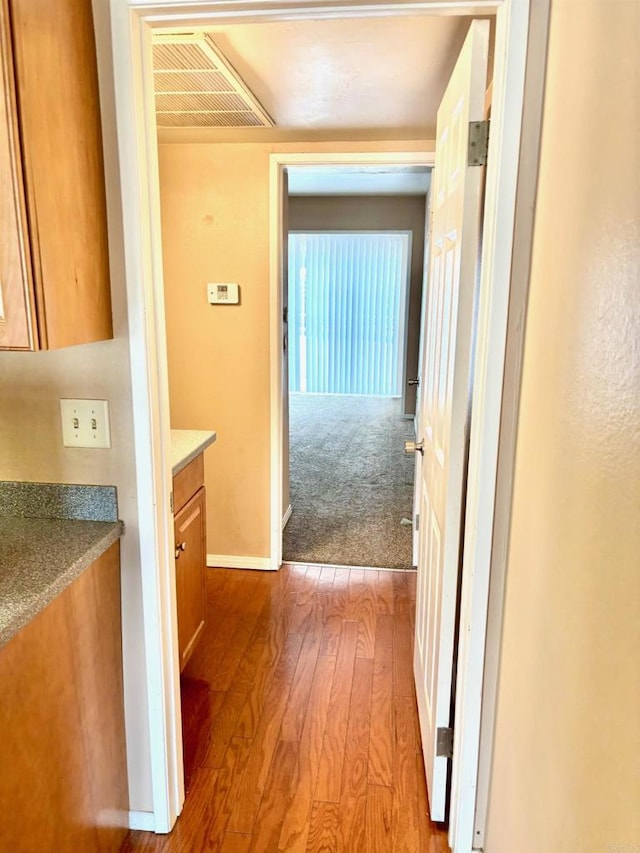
[152,34,274,129]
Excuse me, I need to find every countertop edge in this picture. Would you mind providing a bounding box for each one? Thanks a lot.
[0,520,124,648]
[171,430,217,476]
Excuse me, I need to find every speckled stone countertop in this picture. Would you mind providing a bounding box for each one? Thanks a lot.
[171,429,217,476]
[0,481,123,648]
[0,518,123,647]
[0,480,117,522]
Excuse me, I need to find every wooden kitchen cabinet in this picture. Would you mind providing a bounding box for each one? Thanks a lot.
[0,0,112,350]
[0,543,128,852]
[173,456,207,670]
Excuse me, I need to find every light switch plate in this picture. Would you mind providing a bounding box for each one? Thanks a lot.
[207,282,240,304]
[60,399,111,448]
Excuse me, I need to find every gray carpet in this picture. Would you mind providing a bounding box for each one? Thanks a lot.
[283,394,416,569]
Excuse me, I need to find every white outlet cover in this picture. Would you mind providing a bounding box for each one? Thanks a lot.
[60,399,111,448]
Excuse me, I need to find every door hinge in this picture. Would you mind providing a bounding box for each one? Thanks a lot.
[169,491,174,513]
[415,513,420,532]
[468,120,490,166]
[436,726,454,758]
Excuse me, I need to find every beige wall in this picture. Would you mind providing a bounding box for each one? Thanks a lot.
[0,342,154,814]
[158,139,432,560]
[289,194,427,416]
[0,0,154,812]
[485,1,640,850]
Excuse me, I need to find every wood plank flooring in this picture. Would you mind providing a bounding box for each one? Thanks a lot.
[120,565,450,853]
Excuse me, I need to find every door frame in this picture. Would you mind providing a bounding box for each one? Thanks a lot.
[272,157,432,572]
[108,1,548,849]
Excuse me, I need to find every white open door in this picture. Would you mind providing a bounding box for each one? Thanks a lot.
[412,187,432,568]
[412,19,489,822]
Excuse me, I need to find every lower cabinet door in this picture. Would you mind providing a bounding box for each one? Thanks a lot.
[174,486,206,670]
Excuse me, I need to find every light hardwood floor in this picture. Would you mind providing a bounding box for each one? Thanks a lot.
[121,564,450,852]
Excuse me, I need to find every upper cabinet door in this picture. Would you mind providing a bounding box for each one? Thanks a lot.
[0,0,34,350]
[1,0,113,351]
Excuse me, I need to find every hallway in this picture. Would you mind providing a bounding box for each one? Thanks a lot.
[121,565,449,852]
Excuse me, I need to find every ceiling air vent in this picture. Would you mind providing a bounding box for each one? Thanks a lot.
[152,33,274,128]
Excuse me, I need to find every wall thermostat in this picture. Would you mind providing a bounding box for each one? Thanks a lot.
[207,282,240,305]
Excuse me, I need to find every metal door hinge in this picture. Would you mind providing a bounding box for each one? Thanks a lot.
[170,491,174,513]
[436,726,454,758]
[415,513,420,532]
[468,120,490,166]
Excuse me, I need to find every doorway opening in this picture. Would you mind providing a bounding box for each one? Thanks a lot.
[112,0,544,847]
[282,166,430,569]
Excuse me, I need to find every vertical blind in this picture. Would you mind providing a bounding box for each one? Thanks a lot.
[288,232,409,396]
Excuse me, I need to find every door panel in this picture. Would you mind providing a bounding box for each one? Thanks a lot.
[0,0,33,350]
[413,19,489,822]
[413,190,433,566]
[175,487,206,671]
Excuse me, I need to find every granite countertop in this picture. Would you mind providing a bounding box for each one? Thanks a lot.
[171,429,217,476]
[0,481,123,648]
[0,517,123,647]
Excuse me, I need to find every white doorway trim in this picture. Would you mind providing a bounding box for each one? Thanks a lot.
[109,1,545,850]
[269,152,434,572]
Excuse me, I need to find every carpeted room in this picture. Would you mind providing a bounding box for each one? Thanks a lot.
[283,393,416,569]
[282,189,428,571]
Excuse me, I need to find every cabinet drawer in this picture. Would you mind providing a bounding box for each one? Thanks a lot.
[173,454,204,514]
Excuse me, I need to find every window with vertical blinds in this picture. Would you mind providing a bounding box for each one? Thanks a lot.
[288,232,410,396]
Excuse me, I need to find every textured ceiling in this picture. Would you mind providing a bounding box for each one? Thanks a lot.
[154,15,490,135]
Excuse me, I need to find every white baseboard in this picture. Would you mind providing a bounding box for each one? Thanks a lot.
[207,554,275,571]
[129,811,155,831]
[282,503,292,529]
